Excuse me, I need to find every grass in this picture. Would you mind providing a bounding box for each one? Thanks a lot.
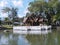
[2,25,13,29]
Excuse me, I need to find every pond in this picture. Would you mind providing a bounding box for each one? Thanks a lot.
[0,31,60,45]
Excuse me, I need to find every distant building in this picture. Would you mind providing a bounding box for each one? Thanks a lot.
[23,13,46,26]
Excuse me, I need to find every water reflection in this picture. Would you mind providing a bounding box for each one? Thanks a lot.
[18,35,30,45]
[0,31,60,45]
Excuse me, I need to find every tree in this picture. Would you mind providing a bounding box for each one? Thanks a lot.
[28,0,47,13]
[4,17,9,21]
[28,0,60,25]
[0,18,1,25]
[2,7,18,20]
[4,17,12,25]
[2,7,18,25]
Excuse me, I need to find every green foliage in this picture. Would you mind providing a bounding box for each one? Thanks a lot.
[2,7,11,13]
[2,7,19,26]
[0,18,1,25]
[2,7,18,20]
[28,0,60,23]
[28,0,47,12]
[4,17,9,21]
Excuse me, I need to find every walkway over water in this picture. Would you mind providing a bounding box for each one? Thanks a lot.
[13,26,51,34]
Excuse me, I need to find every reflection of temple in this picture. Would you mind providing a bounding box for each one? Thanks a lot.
[23,13,47,26]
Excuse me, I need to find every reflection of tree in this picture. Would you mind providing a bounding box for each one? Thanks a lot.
[57,32,60,45]
[0,33,9,45]
[53,32,58,45]
[26,34,48,45]
[8,34,18,45]
[17,35,30,45]
[26,33,60,45]
[46,32,59,45]
[0,32,60,45]
[0,33,18,45]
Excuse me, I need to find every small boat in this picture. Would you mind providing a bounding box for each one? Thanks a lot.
[13,25,51,34]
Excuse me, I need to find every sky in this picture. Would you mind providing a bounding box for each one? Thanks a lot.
[0,0,33,20]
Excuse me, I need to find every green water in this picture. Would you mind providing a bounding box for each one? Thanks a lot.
[0,31,60,45]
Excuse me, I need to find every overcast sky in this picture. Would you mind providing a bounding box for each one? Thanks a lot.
[0,0,33,19]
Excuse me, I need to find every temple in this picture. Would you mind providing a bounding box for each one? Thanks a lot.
[23,13,48,26]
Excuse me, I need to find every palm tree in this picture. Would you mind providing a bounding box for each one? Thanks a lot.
[2,7,11,19]
[2,7,18,26]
